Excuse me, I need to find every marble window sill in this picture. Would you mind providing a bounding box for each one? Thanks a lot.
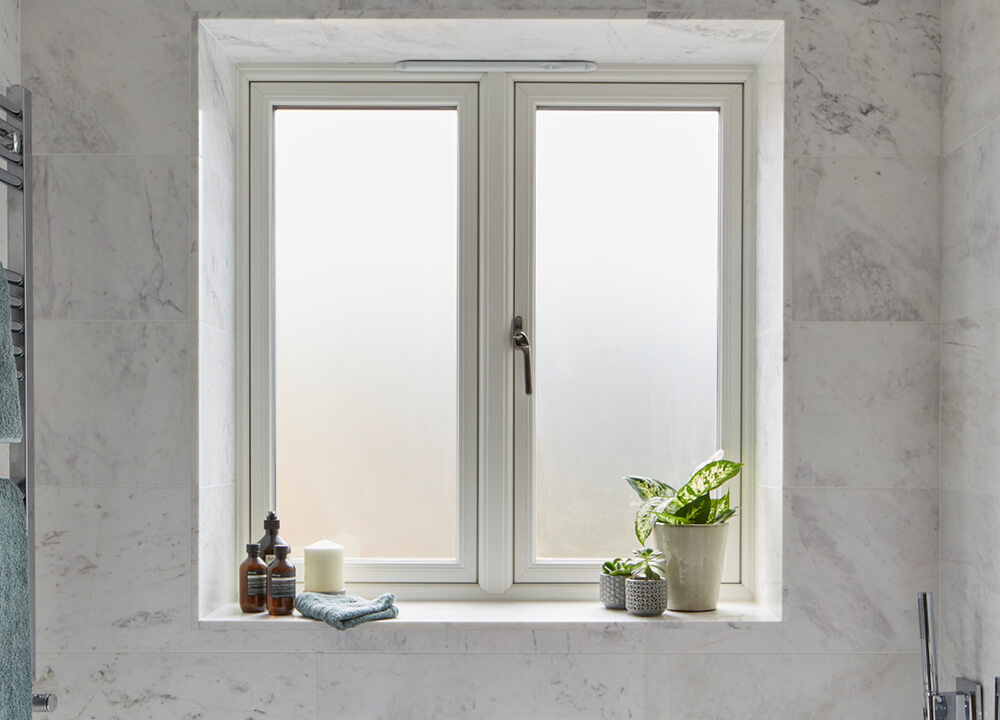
[200,600,779,631]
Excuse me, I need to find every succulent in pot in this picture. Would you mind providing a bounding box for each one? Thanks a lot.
[624,548,668,616]
[599,557,631,610]
[626,451,743,612]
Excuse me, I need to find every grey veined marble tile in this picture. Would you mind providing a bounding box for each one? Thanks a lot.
[942,120,1000,322]
[782,487,938,653]
[652,653,919,719]
[792,0,940,158]
[941,310,1000,496]
[34,322,195,488]
[34,652,316,719]
[943,0,1000,154]
[189,0,647,18]
[0,0,18,90]
[792,157,940,322]
[22,0,193,155]
[34,155,194,323]
[939,490,1000,684]
[33,486,192,654]
[647,0,790,20]
[317,652,644,719]
[787,322,939,490]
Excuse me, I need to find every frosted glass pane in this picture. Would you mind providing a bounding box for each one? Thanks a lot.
[273,109,458,560]
[533,109,720,561]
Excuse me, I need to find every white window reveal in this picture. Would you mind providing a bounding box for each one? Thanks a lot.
[244,73,749,599]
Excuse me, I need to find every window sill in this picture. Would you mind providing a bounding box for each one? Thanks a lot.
[200,599,779,631]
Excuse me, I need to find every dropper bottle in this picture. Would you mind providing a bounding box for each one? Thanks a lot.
[256,511,287,565]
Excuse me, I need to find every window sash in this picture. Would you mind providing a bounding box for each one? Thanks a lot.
[247,82,480,583]
[241,71,752,596]
[511,82,745,584]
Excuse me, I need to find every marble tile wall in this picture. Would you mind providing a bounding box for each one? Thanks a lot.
[939,0,1000,692]
[21,1,942,718]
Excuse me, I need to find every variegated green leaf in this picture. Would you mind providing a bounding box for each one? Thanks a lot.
[708,491,730,523]
[677,493,714,524]
[625,475,676,500]
[676,459,743,506]
[635,497,661,543]
[655,511,692,526]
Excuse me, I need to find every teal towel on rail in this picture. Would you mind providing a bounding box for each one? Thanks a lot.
[0,478,31,720]
[295,592,398,630]
[0,263,20,442]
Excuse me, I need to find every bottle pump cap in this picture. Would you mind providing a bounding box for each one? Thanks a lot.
[273,544,290,560]
[264,511,280,530]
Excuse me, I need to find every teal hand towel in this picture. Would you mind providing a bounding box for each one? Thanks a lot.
[295,592,398,630]
[0,478,31,720]
[0,264,21,442]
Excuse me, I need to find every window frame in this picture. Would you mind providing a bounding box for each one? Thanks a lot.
[246,81,480,583]
[511,82,746,584]
[239,67,756,601]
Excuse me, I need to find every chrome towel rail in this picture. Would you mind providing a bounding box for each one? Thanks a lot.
[1,84,53,713]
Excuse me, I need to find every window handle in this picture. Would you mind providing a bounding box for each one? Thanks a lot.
[512,315,533,396]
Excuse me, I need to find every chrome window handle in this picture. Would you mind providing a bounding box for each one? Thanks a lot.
[512,315,532,396]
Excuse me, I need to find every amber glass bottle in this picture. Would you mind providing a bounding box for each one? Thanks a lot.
[267,544,296,616]
[256,511,287,565]
[239,543,268,613]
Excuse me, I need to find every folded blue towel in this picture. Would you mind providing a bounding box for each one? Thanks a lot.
[295,592,398,630]
[0,264,22,442]
[0,477,31,719]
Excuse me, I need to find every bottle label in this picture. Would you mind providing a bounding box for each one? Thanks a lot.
[246,573,266,597]
[269,575,296,599]
[265,554,275,565]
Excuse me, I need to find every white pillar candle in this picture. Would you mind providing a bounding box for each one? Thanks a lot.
[303,540,345,593]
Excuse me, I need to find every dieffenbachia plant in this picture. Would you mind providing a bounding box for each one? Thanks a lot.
[626,451,743,544]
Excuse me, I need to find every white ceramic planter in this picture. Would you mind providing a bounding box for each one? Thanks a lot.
[652,522,729,611]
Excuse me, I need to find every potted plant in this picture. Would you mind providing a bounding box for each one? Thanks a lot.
[626,451,742,612]
[624,548,668,616]
[600,557,631,609]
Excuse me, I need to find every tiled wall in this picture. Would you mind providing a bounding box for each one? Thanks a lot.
[22,1,941,717]
[940,0,1000,690]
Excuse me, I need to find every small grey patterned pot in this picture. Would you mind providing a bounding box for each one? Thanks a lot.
[600,574,626,609]
[625,578,668,616]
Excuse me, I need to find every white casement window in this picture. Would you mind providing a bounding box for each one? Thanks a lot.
[243,72,749,599]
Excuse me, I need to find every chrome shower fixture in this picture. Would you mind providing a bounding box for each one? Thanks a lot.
[918,592,983,720]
